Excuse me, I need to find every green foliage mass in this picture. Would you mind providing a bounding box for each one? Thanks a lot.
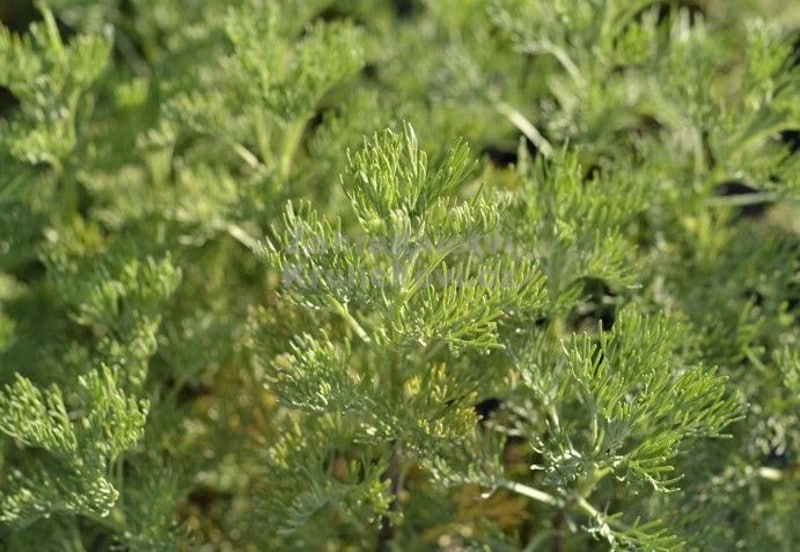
[1,0,800,550]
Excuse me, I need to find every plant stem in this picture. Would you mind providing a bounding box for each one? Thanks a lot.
[329,298,372,344]
[494,100,554,159]
[376,445,402,552]
[225,222,260,253]
[280,118,307,183]
[501,481,560,506]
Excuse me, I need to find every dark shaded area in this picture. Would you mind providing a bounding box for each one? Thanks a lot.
[785,249,800,313]
[781,130,800,154]
[6,258,47,285]
[310,5,367,28]
[583,163,602,182]
[482,146,519,168]
[111,0,150,70]
[474,396,502,421]
[567,277,617,332]
[713,181,773,220]
[186,484,235,511]
[628,113,663,140]
[76,516,115,551]
[176,483,236,547]
[0,0,39,33]
[481,138,540,168]
[119,0,135,18]
[788,30,800,68]
[777,32,800,152]
[789,281,800,313]
[393,0,419,19]
[362,63,379,80]
[473,397,529,451]
[0,0,76,42]
[763,448,794,471]
[0,85,20,119]
[163,376,214,406]
[0,201,49,280]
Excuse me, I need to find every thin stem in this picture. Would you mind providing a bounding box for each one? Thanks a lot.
[504,481,618,541]
[280,118,308,183]
[501,481,561,507]
[116,30,151,77]
[693,128,705,178]
[232,141,262,169]
[225,222,260,253]
[329,298,372,344]
[420,339,449,365]
[254,113,271,171]
[705,192,778,208]
[403,239,464,300]
[550,510,564,552]
[575,496,615,541]
[376,445,402,552]
[494,101,554,159]
[520,41,585,88]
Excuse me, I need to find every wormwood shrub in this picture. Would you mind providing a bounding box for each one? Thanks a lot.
[1,0,800,550]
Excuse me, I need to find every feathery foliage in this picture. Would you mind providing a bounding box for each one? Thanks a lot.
[2,0,800,550]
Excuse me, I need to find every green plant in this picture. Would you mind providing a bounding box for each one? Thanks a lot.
[1,1,799,550]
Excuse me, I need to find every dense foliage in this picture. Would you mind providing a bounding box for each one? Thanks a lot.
[1,0,800,550]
